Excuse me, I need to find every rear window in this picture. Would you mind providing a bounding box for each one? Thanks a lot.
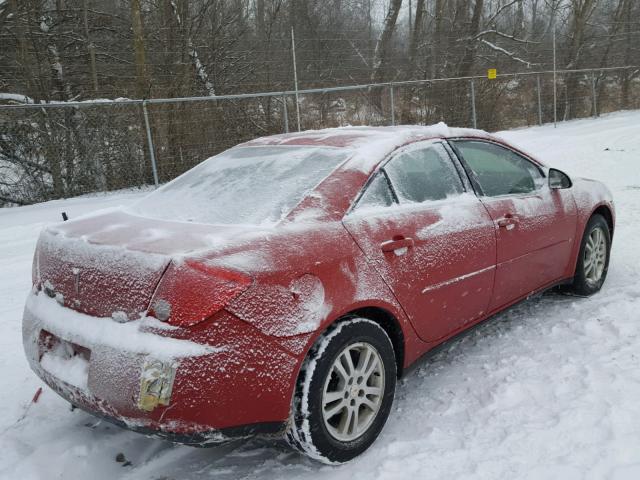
[131,146,349,225]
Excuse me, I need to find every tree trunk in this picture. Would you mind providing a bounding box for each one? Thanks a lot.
[371,0,403,85]
[256,0,265,40]
[171,0,215,96]
[594,0,629,110]
[620,0,633,108]
[370,0,403,110]
[402,0,425,121]
[431,0,445,79]
[83,0,99,94]
[563,0,597,120]
[457,0,484,78]
[406,0,425,80]
[131,0,150,98]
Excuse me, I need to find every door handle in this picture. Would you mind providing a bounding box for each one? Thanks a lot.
[496,214,519,228]
[381,237,415,253]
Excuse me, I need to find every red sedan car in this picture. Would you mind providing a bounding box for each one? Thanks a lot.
[23,124,614,463]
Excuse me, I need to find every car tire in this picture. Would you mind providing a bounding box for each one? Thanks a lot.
[285,318,397,464]
[567,214,611,296]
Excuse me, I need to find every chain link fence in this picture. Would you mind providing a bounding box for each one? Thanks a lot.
[1,66,639,206]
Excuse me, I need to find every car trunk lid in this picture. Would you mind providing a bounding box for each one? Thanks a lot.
[35,209,258,321]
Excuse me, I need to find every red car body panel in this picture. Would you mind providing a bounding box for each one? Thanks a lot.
[479,189,578,309]
[23,125,614,443]
[343,198,497,342]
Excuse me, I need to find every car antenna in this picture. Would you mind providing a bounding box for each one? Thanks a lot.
[61,212,68,221]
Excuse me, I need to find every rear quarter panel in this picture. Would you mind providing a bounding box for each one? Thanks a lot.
[187,221,428,423]
[200,221,426,365]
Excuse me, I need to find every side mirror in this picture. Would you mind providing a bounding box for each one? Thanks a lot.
[549,168,572,189]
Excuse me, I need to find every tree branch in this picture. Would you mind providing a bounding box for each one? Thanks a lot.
[472,29,540,44]
[479,39,537,67]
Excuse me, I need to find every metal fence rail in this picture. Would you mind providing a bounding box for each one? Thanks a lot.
[1,65,639,206]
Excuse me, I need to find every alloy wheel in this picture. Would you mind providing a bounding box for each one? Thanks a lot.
[321,342,385,442]
[584,226,607,284]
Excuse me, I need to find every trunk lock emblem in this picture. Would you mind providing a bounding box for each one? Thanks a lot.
[72,268,80,295]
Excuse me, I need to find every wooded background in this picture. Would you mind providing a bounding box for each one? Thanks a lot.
[1,0,639,206]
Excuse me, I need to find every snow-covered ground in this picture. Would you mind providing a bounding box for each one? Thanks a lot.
[1,112,640,479]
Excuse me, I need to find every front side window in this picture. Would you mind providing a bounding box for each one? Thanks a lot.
[384,143,465,203]
[452,140,544,196]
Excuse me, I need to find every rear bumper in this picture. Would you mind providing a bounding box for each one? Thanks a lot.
[74,399,286,446]
[22,292,300,444]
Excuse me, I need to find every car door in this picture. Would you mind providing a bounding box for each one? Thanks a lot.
[450,139,577,310]
[343,141,497,343]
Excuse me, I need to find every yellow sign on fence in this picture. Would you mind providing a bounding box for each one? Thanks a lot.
[487,68,497,79]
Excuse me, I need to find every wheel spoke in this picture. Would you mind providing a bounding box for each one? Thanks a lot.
[351,405,360,435]
[363,385,383,397]
[357,347,373,374]
[338,406,354,435]
[361,397,378,412]
[323,390,345,406]
[584,259,594,276]
[363,356,380,380]
[324,399,347,419]
[333,361,349,382]
[340,350,356,377]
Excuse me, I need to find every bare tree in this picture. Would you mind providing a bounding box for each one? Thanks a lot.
[131,0,151,98]
[563,0,599,119]
[371,0,403,85]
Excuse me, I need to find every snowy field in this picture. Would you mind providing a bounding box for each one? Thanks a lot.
[1,111,640,479]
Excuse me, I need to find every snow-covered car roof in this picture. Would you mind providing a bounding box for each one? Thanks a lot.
[242,122,496,174]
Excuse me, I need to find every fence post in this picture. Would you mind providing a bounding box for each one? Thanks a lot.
[291,27,301,132]
[553,26,557,128]
[389,83,395,126]
[591,71,598,118]
[282,95,289,133]
[536,74,543,126]
[470,79,477,129]
[141,100,159,188]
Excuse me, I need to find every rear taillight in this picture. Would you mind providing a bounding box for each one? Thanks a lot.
[148,260,251,327]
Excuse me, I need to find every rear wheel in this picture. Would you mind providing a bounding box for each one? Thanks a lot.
[286,318,396,464]
[567,214,611,296]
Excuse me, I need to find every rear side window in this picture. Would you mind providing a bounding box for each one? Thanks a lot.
[452,140,544,196]
[384,144,464,203]
[355,173,395,210]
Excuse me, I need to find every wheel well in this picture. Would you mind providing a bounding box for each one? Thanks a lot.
[592,205,614,239]
[347,307,405,378]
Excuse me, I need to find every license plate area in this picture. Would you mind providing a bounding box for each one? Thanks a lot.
[38,330,91,390]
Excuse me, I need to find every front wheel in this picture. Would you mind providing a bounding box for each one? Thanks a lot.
[286,318,397,464]
[567,214,611,296]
